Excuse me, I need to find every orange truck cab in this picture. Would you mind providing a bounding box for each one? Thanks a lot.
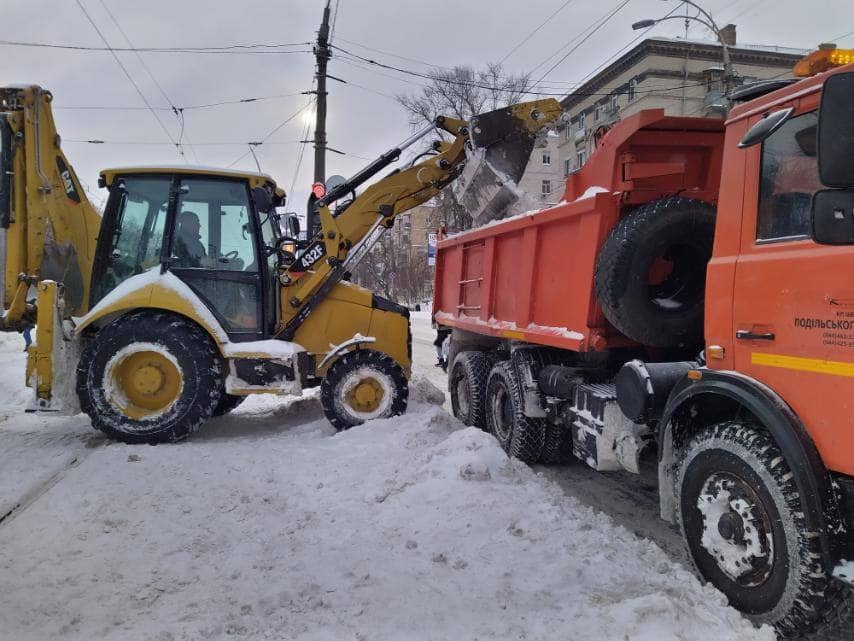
[434,52,854,638]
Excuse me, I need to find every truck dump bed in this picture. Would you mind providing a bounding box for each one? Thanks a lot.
[433,109,725,353]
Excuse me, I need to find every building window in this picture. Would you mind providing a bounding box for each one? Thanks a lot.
[577,150,586,168]
[578,111,585,128]
[609,94,618,112]
[541,180,552,196]
[756,111,820,242]
[542,152,551,165]
[628,79,637,102]
[564,158,572,177]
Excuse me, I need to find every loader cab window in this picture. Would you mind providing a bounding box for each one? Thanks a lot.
[170,177,264,337]
[92,176,171,303]
[756,111,821,242]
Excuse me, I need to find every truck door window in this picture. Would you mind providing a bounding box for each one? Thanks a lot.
[174,178,258,272]
[756,111,820,241]
[171,177,262,336]
[95,176,170,302]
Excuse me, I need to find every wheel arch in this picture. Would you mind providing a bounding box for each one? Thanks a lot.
[658,369,844,566]
[74,280,228,354]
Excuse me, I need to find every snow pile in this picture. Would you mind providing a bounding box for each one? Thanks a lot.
[0,391,772,640]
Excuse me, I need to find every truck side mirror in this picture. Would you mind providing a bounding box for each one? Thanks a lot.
[818,72,854,188]
[812,188,854,244]
[287,214,300,239]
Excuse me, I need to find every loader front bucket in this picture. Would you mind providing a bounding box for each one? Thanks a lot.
[456,98,562,225]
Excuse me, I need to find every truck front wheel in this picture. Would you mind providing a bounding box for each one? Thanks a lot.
[76,312,223,444]
[320,349,408,430]
[676,421,852,638]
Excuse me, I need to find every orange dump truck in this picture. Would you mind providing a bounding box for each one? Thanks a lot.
[433,54,854,637]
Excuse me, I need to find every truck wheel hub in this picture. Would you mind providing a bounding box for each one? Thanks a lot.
[696,473,774,586]
[343,374,386,413]
[105,346,183,420]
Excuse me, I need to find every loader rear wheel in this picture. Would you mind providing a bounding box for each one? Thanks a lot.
[676,421,854,638]
[213,393,246,417]
[320,349,408,430]
[594,197,715,348]
[485,361,545,463]
[450,351,494,429]
[76,311,222,444]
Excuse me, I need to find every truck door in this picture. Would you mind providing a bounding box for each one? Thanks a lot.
[169,176,265,341]
[731,99,854,473]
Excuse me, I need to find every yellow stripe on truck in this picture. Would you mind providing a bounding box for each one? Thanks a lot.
[751,352,854,378]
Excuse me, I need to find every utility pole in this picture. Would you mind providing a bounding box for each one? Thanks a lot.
[307,2,332,239]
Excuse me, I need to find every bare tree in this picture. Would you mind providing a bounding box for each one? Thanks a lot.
[397,63,531,234]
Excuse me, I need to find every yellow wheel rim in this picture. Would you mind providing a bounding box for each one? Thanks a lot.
[107,348,183,420]
[344,376,385,413]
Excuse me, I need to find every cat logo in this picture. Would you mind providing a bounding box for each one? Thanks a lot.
[55,156,81,203]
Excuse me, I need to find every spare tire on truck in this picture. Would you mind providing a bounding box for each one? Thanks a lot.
[594,197,716,349]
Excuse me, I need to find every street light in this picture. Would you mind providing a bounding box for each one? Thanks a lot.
[632,0,734,95]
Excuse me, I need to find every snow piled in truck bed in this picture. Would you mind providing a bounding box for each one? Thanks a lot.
[0,380,772,640]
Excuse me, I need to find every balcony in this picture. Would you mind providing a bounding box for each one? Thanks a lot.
[574,128,586,143]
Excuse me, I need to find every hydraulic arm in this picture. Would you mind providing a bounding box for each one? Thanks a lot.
[277,98,562,339]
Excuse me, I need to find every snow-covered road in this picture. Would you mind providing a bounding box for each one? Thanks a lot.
[0,322,773,640]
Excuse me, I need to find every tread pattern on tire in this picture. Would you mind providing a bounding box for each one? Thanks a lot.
[594,197,716,348]
[76,311,223,444]
[676,421,854,639]
[320,349,408,431]
[485,361,545,464]
[449,351,494,429]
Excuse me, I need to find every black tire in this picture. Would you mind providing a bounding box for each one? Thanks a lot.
[212,393,246,417]
[449,351,494,429]
[541,422,573,464]
[594,197,715,348]
[320,349,408,430]
[484,361,545,463]
[76,311,223,444]
[676,421,854,638]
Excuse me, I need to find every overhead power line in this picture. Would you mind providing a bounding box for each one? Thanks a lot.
[73,0,183,161]
[96,0,198,162]
[332,44,713,98]
[531,0,632,86]
[53,92,306,112]
[500,0,578,64]
[227,98,315,169]
[0,39,311,54]
[65,139,303,146]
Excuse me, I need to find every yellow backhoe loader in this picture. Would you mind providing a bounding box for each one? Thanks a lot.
[0,85,560,443]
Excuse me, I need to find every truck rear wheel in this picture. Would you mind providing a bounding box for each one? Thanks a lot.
[594,197,715,348]
[450,351,495,429]
[676,421,853,638]
[320,349,408,430]
[76,312,223,444]
[485,361,545,463]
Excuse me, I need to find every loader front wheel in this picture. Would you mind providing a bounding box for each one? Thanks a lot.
[76,312,222,444]
[320,349,408,430]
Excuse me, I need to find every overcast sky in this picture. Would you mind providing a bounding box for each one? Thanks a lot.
[2,0,851,212]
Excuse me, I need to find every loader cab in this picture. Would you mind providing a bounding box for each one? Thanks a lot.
[92,167,284,341]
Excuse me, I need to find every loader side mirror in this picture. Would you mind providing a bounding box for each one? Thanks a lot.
[812,188,854,244]
[818,72,854,187]
[252,186,273,213]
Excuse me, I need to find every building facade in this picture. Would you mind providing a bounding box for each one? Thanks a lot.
[556,28,806,177]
